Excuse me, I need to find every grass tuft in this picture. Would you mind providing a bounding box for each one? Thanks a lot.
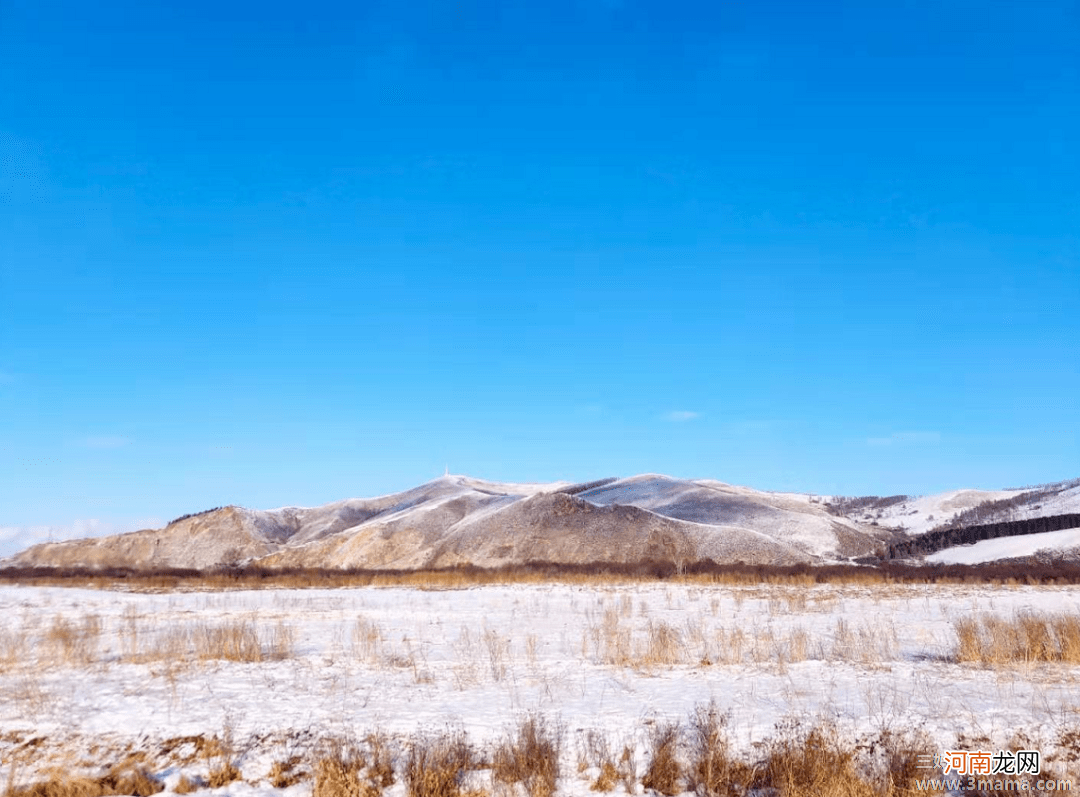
[5,765,162,797]
[405,732,475,797]
[686,701,753,797]
[641,722,682,796]
[953,611,1080,665]
[492,716,561,797]
[762,723,875,797]
[313,740,367,797]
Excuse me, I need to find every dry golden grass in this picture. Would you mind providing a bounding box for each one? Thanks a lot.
[40,616,101,667]
[200,727,242,788]
[3,764,162,797]
[492,716,561,797]
[954,611,1080,665]
[267,757,305,789]
[685,702,753,797]
[172,775,200,794]
[206,762,241,789]
[616,745,636,793]
[868,730,935,796]
[194,621,264,663]
[762,723,876,797]
[352,617,383,663]
[483,628,510,682]
[579,731,617,792]
[0,625,26,672]
[365,732,396,790]
[312,740,370,797]
[589,761,617,793]
[118,618,296,666]
[404,732,475,797]
[641,722,682,796]
[641,621,682,667]
[0,717,970,797]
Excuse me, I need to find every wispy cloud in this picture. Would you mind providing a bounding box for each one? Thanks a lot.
[0,517,162,558]
[80,435,133,449]
[867,431,941,447]
[663,410,701,422]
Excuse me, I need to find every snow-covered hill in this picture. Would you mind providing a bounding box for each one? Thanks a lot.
[4,474,886,570]
[6,474,1079,571]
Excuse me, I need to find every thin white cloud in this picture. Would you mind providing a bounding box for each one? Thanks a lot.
[867,431,942,447]
[663,410,701,422]
[0,517,162,559]
[81,435,133,449]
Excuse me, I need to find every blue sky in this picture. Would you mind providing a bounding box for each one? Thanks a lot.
[1,0,1078,553]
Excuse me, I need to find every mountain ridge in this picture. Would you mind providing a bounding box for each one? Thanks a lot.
[6,473,1080,570]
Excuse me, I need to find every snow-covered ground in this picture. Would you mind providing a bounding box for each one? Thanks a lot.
[927,528,1080,564]
[3,582,1080,794]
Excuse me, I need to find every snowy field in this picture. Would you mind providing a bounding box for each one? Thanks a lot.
[3,581,1080,794]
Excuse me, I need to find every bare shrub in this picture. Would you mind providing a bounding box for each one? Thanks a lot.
[405,731,475,797]
[492,715,561,797]
[642,722,681,796]
[14,559,1080,592]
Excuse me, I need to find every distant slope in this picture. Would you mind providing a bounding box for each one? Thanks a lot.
[828,478,1080,537]
[7,507,278,570]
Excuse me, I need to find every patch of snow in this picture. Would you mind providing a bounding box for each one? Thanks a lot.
[927,527,1080,564]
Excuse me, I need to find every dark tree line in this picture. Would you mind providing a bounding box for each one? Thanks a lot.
[10,559,1080,586]
[167,506,230,526]
[825,495,912,516]
[888,513,1080,559]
